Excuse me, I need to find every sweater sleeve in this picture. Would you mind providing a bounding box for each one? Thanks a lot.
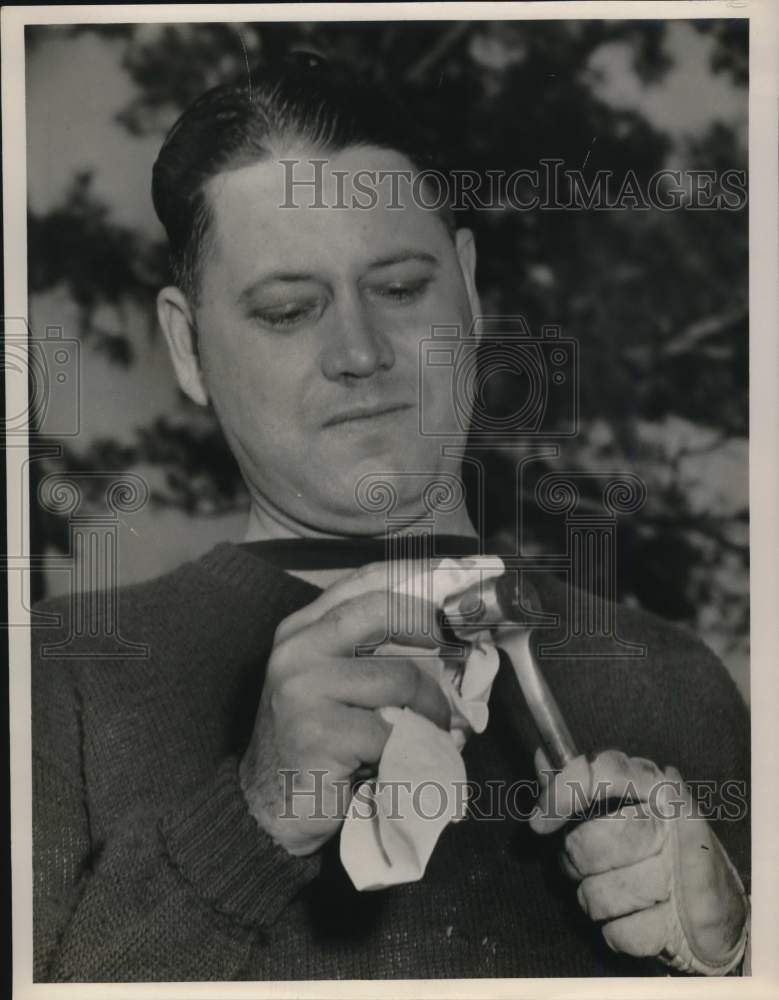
[33,658,320,982]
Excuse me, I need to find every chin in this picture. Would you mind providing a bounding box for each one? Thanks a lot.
[306,507,395,538]
[300,447,464,529]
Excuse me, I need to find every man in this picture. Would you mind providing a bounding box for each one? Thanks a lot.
[32,54,749,981]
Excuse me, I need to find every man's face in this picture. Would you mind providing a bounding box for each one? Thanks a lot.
[187,146,480,535]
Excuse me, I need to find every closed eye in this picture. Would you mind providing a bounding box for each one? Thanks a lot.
[251,298,326,331]
[367,278,432,304]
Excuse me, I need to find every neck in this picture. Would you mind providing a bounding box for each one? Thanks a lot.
[243,496,479,545]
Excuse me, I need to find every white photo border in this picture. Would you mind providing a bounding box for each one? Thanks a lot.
[4,3,778,998]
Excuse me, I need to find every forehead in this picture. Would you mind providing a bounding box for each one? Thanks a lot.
[203,145,452,283]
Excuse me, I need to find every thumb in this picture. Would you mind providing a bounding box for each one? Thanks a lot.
[534,746,554,788]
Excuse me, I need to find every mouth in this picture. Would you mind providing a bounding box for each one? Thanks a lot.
[323,402,413,428]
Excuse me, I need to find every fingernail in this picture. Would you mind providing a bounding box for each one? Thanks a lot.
[459,591,483,616]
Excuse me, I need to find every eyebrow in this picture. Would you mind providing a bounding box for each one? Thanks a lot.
[364,250,440,271]
[237,251,440,307]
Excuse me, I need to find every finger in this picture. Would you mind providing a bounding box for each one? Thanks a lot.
[530,749,667,834]
[276,561,396,642]
[276,556,479,642]
[321,656,451,731]
[324,703,392,767]
[560,849,583,882]
[576,852,671,921]
[562,808,668,877]
[292,590,442,657]
[601,902,672,958]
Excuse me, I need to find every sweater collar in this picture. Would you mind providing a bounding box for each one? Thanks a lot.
[240,534,483,570]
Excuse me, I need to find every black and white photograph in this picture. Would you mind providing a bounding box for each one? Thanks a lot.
[3,2,778,995]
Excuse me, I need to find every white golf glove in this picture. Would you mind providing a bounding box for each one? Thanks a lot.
[530,749,749,975]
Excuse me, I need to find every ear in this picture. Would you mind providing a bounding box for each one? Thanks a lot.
[454,228,482,337]
[157,286,209,406]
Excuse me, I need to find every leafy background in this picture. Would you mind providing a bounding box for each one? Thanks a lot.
[25,19,749,698]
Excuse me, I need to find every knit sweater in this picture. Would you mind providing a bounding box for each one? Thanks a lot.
[31,542,750,982]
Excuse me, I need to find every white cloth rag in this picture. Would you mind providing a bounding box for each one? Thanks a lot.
[339,555,506,890]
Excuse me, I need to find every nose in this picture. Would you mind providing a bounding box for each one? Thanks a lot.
[320,293,395,381]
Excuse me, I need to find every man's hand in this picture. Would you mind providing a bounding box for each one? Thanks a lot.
[529,749,749,975]
[239,563,451,858]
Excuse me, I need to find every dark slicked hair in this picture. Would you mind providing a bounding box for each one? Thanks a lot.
[152,51,454,303]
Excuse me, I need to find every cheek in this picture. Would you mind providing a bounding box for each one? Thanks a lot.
[198,322,307,416]
[224,365,305,436]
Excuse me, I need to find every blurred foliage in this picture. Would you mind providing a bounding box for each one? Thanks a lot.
[27,20,748,664]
